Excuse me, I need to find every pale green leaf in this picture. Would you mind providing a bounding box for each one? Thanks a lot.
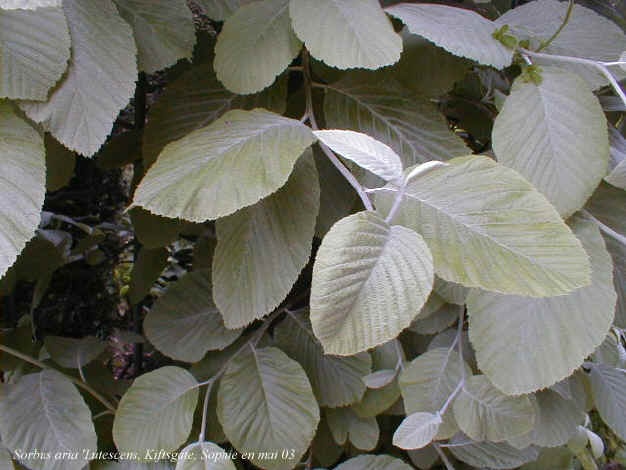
[0,0,61,9]
[495,0,626,89]
[517,390,584,448]
[274,310,372,407]
[407,446,439,470]
[144,270,243,363]
[0,102,45,279]
[195,0,252,21]
[326,407,379,451]
[311,416,343,469]
[129,208,182,250]
[20,0,137,156]
[217,345,319,470]
[128,247,168,305]
[467,215,616,394]
[214,0,301,94]
[113,366,199,456]
[313,130,403,182]
[311,210,434,355]
[399,347,471,440]
[448,434,540,470]
[289,0,401,70]
[393,28,470,97]
[588,363,626,440]
[0,5,69,100]
[376,155,592,297]
[44,335,106,369]
[586,429,605,459]
[324,74,470,170]
[177,442,236,470]
[143,65,287,169]
[352,340,403,418]
[0,369,97,470]
[362,369,396,389]
[593,331,626,368]
[605,126,626,190]
[454,375,535,442]
[45,134,75,192]
[386,3,513,69]
[433,278,469,306]
[585,182,626,328]
[393,412,442,450]
[0,446,13,470]
[520,447,574,470]
[411,303,461,335]
[213,152,319,328]
[114,0,195,74]
[334,455,413,470]
[492,67,608,217]
[133,109,315,222]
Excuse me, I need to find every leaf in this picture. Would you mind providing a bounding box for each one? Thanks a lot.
[0,102,46,279]
[129,208,182,250]
[289,0,401,70]
[492,66,608,217]
[128,247,168,305]
[19,0,137,156]
[144,270,243,363]
[407,446,439,470]
[585,182,626,328]
[133,109,315,222]
[195,0,251,21]
[45,134,75,192]
[393,412,442,450]
[0,446,13,470]
[0,1,61,9]
[212,152,319,328]
[605,125,626,190]
[448,434,540,470]
[310,211,434,355]
[0,5,69,100]
[113,0,195,74]
[434,278,469,306]
[44,335,106,368]
[453,375,535,442]
[376,155,592,297]
[313,130,403,182]
[588,363,626,440]
[177,442,236,470]
[399,347,471,440]
[362,369,396,389]
[324,74,470,170]
[142,65,287,169]
[275,310,371,407]
[411,303,462,335]
[311,416,343,469]
[217,345,319,470]
[334,455,413,470]
[214,0,301,94]
[520,447,574,470]
[593,331,626,368]
[0,369,97,470]
[386,3,513,69]
[495,0,626,89]
[467,215,616,394]
[326,407,379,451]
[113,366,199,456]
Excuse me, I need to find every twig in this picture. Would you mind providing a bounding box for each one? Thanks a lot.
[434,443,456,470]
[536,0,574,52]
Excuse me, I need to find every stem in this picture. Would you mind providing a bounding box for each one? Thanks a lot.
[439,307,467,416]
[440,379,463,416]
[574,448,599,470]
[434,444,456,470]
[0,344,116,413]
[385,182,406,224]
[520,48,626,107]
[393,340,405,372]
[93,410,114,420]
[198,378,215,442]
[582,210,626,246]
[301,49,374,212]
[535,0,574,52]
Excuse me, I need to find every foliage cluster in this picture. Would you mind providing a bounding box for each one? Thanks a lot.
[0,0,626,470]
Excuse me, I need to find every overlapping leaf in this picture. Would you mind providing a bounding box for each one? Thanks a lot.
[214,0,301,94]
[0,102,45,279]
[113,366,199,455]
[0,369,97,470]
[376,155,591,297]
[144,270,243,363]
[217,345,319,470]
[177,442,236,470]
[289,0,401,70]
[335,455,413,470]
[493,67,608,217]
[20,0,137,156]
[324,74,470,170]
[114,0,195,74]
[133,109,315,222]
[0,5,69,100]
[393,412,442,450]
[448,434,540,470]
[589,364,626,440]
[326,407,379,451]
[311,211,434,355]
[386,3,513,69]
[468,215,616,394]
[606,126,626,190]
[195,0,251,21]
[44,335,106,369]
[275,311,371,407]
[212,153,319,328]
